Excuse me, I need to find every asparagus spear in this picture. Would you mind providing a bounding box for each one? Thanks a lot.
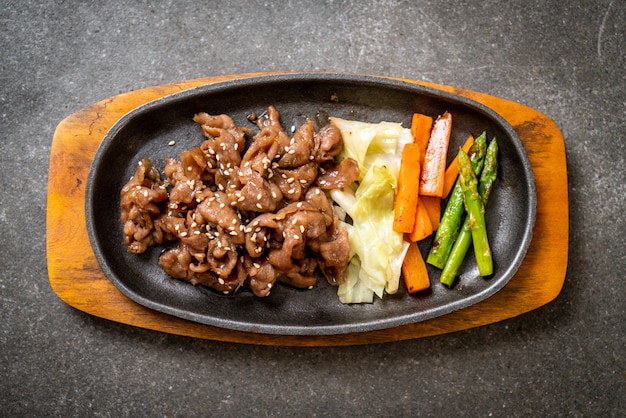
[441,139,498,286]
[426,132,487,269]
[456,147,493,276]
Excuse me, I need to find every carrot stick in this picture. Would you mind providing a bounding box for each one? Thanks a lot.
[420,195,441,231]
[410,113,433,165]
[393,143,422,233]
[407,196,433,242]
[419,112,452,197]
[441,134,474,198]
[402,242,431,293]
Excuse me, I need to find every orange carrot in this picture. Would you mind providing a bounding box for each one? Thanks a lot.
[441,134,474,198]
[407,196,433,242]
[393,143,422,233]
[420,195,441,231]
[402,242,431,294]
[419,112,452,197]
[410,113,433,165]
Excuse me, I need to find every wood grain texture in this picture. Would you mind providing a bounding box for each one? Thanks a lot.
[46,73,568,346]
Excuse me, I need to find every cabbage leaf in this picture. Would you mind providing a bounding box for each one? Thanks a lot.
[330,117,409,181]
[330,118,411,303]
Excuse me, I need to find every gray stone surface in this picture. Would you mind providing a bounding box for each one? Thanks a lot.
[1,0,624,416]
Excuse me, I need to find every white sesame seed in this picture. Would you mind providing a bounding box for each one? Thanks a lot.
[293,234,299,240]
[168,140,176,146]
[180,231,187,237]
[218,278,225,285]
[256,193,262,200]
[194,230,201,235]
[253,263,261,269]
[229,231,238,236]
[288,149,295,154]
[300,225,305,233]
[219,203,225,208]
[287,189,295,194]
[256,203,263,209]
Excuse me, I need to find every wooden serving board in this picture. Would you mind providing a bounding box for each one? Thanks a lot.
[46,73,568,346]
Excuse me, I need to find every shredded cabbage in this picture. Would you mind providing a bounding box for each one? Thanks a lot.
[330,118,412,303]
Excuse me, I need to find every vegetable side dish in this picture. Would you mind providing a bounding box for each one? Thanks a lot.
[120,106,499,303]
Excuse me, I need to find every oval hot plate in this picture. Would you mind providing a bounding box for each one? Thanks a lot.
[85,73,536,335]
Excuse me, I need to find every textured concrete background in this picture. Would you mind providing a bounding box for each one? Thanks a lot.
[1,0,624,416]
